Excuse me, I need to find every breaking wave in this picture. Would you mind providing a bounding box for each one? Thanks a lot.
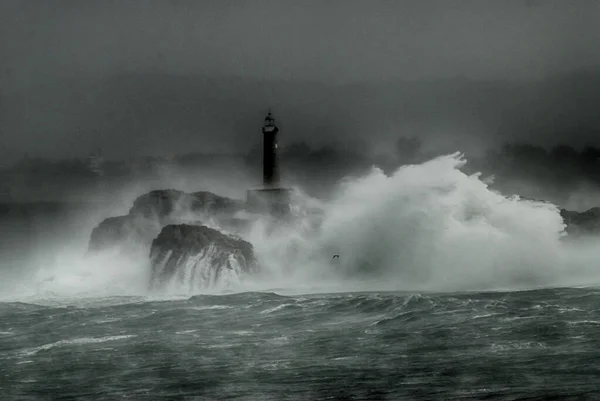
[247,152,600,293]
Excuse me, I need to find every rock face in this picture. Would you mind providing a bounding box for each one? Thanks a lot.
[560,207,600,236]
[87,214,164,253]
[88,189,247,253]
[89,215,139,252]
[149,224,257,291]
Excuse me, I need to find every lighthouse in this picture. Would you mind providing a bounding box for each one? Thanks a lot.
[245,110,292,217]
[262,111,279,187]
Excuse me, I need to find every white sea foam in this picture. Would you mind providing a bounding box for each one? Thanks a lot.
[17,335,137,357]
[247,153,600,292]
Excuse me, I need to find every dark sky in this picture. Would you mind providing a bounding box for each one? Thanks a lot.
[1,0,600,161]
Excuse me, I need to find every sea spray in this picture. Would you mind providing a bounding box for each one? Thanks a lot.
[318,152,567,289]
[4,152,600,300]
[4,247,151,300]
[149,245,246,295]
[248,153,600,292]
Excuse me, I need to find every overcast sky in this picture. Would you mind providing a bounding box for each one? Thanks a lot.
[2,0,600,86]
[1,0,600,160]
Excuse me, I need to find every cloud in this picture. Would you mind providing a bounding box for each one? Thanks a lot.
[2,0,600,87]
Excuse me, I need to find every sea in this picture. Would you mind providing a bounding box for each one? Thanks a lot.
[2,289,600,400]
[3,154,600,400]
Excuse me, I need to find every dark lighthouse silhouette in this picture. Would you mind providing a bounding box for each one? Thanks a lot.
[245,110,292,217]
[262,111,280,187]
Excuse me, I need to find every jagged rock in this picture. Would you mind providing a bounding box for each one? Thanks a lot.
[188,191,245,216]
[149,224,257,291]
[88,215,162,253]
[560,207,600,236]
[88,189,247,252]
[129,189,244,221]
[128,189,188,221]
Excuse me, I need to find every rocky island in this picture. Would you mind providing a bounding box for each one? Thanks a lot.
[86,186,600,292]
[86,113,600,292]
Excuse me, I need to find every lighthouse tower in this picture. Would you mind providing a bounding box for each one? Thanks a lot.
[246,110,292,217]
[262,111,279,187]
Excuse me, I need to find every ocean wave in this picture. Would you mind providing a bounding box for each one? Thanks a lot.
[188,291,290,304]
[16,335,137,357]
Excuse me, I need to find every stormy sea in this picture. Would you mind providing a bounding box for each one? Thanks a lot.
[3,154,600,400]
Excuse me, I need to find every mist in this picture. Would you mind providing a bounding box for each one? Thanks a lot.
[2,71,600,163]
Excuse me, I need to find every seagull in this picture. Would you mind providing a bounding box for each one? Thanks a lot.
[332,255,339,259]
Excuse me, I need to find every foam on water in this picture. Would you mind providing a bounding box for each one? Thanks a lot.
[16,335,138,357]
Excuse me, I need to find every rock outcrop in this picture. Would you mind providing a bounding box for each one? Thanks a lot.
[128,189,244,221]
[149,224,256,291]
[87,215,163,253]
[88,189,247,253]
